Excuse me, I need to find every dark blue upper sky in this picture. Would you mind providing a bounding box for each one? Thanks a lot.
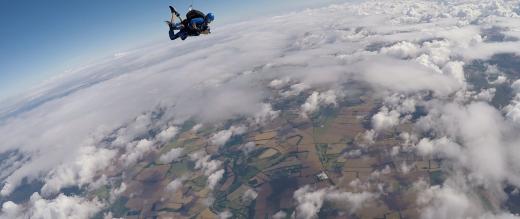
[0,0,346,100]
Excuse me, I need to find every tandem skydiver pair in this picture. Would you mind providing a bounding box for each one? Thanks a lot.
[165,6,214,41]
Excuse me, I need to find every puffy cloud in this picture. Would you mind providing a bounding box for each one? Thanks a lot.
[0,201,21,219]
[109,183,127,203]
[120,139,155,167]
[239,142,257,155]
[442,61,466,85]
[361,130,376,146]
[399,162,412,175]
[218,210,233,219]
[293,185,327,219]
[417,182,520,219]
[418,102,512,185]
[380,41,421,59]
[354,57,462,96]
[189,151,225,190]
[281,83,309,97]
[326,190,376,213]
[418,185,477,219]
[269,78,291,89]
[505,97,520,124]
[293,185,375,219]
[207,169,225,190]
[41,146,116,196]
[210,125,247,146]
[344,149,362,158]
[166,177,185,193]
[155,126,179,143]
[2,193,103,219]
[158,148,184,164]
[475,88,496,102]
[512,80,520,92]
[383,94,418,114]
[415,137,460,157]
[371,107,400,131]
[242,189,258,202]
[189,152,222,176]
[254,104,280,124]
[301,90,339,117]
[371,165,391,178]
[272,211,288,219]
[505,82,520,124]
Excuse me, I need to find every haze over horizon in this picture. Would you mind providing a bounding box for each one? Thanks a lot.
[0,0,347,101]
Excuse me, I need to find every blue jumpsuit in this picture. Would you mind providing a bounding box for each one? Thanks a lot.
[169,18,207,41]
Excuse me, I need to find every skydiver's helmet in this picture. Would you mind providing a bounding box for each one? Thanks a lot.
[205,13,215,23]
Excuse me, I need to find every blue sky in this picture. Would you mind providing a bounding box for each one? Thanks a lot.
[0,0,347,100]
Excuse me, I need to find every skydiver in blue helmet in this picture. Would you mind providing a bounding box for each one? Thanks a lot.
[165,6,215,41]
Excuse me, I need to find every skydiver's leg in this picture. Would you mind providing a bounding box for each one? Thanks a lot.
[167,22,185,40]
[169,29,178,40]
[169,6,181,22]
[180,31,188,40]
[170,28,189,41]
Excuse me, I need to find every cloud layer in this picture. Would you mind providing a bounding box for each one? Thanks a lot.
[3,0,520,218]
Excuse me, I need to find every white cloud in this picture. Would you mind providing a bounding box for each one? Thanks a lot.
[361,130,376,146]
[418,185,476,219]
[210,125,247,146]
[166,177,185,193]
[399,161,412,175]
[272,211,288,219]
[475,88,496,102]
[371,165,391,178]
[372,106,400,131]
[442,61,466,85]
[380,41,420,59]
[505,82,520,124]
[239,142,257,155]
[505,97,520,124]
[254,104,280,124]
[2,0,520,215]
[155,126,179,143]
[2,193,103,219]
[41,146,116,196]
[354,56,462,96]
[0,201,21,219]
[242,189,258,202]
[189,151,225,190]
[218,210,233,219]
[189,151,222,176]
[109,183,126,203]
[207,169,225,190]
[120,139,155,167]
[293,185,375,219]
[293,185,327,219]
[301,90,339,117]
[512,80,520,93]
[269,78,291,89]
[417,102,513,185]
[417,182,520,219]
[158,148,184,164]
[281,83,309,97]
